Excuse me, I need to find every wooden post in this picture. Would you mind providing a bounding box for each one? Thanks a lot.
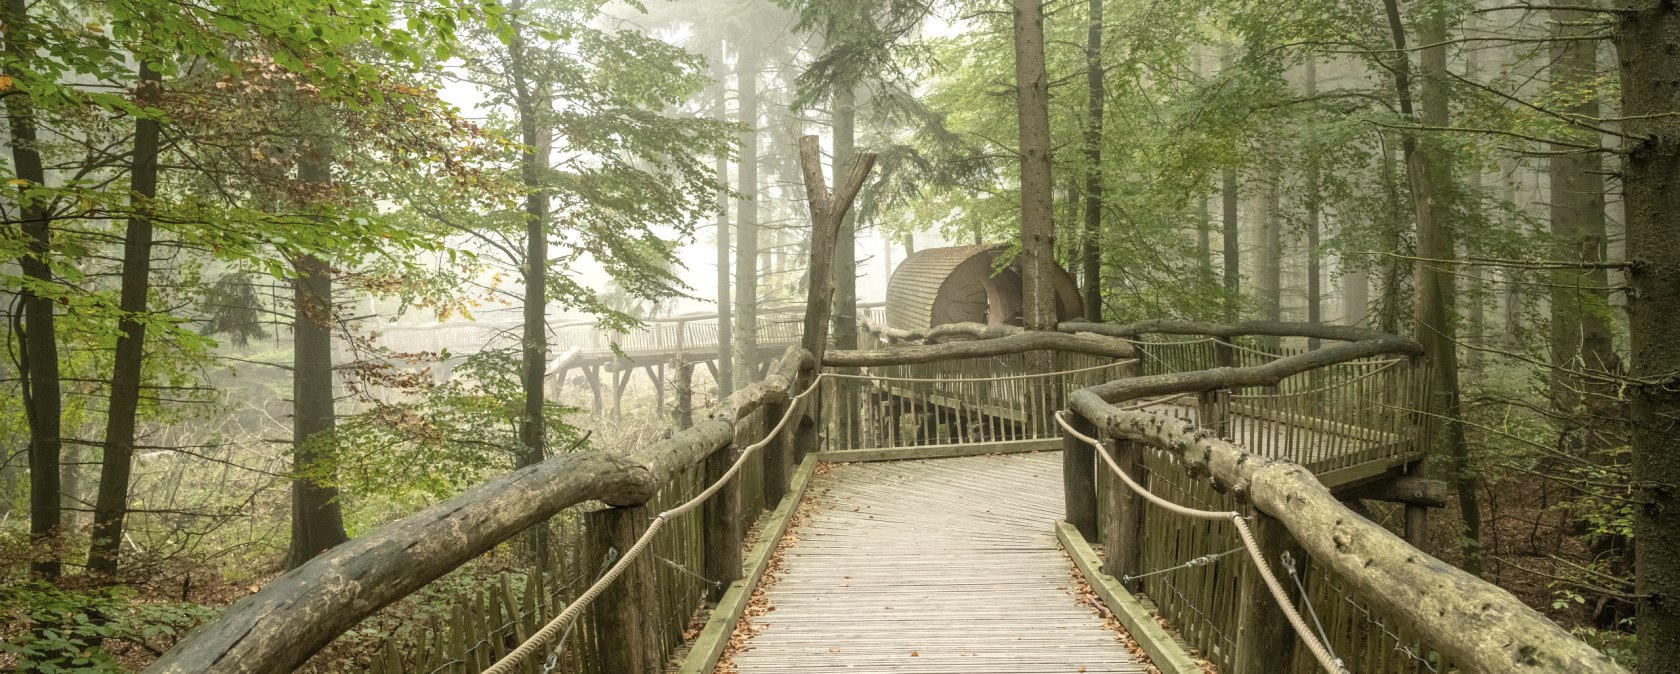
[1198,388,1229,438]
[1232,510,1304,674]
[702,442,742,603]
[672,360,694,430]
[1215,338,1236,368]
[1404,460,1429,547]
[583,504,661,674]
[1062,413,1098,540]
[762,400,791,507]
[1101,437,1145,584]
[584,366,603,416]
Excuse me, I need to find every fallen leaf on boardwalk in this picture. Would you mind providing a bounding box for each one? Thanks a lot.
[910,651,919,657]
[829,647,840,653]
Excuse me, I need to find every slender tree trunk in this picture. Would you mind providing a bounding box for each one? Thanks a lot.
[1014,0,1056,333]
[4,0,63,580]
[1549,5,1614,417]
[1343,267,1369,327]
[1613,3,1680,668]
[1080,0,1104,321]
[1219,49,1240,323]
[734,43,760,384]
[1258,175,1282,324]
[713,39,733,395]
[88,62,163,577]
[833,86,858,349]
[1304,59,1322,351]
[1378,142,1406,335]
[1222,167,1240,322]
[1383,0,1480,573]
[287,246,349,568]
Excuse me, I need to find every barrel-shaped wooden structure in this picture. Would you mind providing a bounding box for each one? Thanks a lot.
[885,244,1083,332]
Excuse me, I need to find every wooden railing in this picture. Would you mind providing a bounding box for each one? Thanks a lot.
[1059,321,1624,674]
[146,348,821,674]
[151,320,1625,674]
[360,302,887,366]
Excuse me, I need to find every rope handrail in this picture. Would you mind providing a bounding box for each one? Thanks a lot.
[480,373,827,674]
[1054,411,1350,674]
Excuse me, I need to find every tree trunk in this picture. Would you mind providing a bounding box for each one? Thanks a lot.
[1304,58,1322,351]
[833,86,859,350]
[286,247,349,569]
[1613,3,1680,668]
[1222,166,1240,322]
[1548,5,1614,419]
[88,62,163,577]
[1383,0,1480,573]
[4,0,64,580]
[1257,173,1282,350]
[1012,0,1056,335]
[1080,0,1104,321]
[734,43,760,385]
[1378,143,1407,335]
[713,39,734,396]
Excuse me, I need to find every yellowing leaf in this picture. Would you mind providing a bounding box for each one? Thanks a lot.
[6,178,30,187]
[0,75,12,90]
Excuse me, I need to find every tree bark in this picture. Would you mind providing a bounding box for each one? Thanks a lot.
[88,62,163,577]
[4,0,64,580]
[1613,2,1680,668]
[1013,0,1056,334]
[832,86,859,351]
[1548,4,1615,423]
[714,39,734,396]
[1382,0,1479,574]
[734,42,760,386]
[1303,58,1322,351]
[797,136,876,366]
[1080,0,1105,321]
[286,247,349,568]
[1222,166,1240,322]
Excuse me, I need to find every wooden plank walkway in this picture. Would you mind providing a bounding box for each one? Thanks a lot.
[723,452,1149,674]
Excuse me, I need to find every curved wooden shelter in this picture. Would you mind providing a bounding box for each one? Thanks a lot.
[885,244,1083,332]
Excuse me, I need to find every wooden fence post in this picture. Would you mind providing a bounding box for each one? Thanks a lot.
[1198,388,1230,438]
[1232,510,1304,674]
[672,360,693,430]
[702,441,742,603]
[762,400,791,507]
[583,504,661,674]
[1101,437,1145,585]
[1062,413,1098,539]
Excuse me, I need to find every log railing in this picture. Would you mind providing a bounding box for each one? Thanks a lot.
[151,320,1626,674]
[1060,322,1625,674]
[146,347,822,674]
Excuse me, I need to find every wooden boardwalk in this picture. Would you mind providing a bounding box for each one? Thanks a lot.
[724,453,1149,674]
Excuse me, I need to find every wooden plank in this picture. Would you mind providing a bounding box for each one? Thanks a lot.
[673,456,819,674]
[813,438,1060,463]
[724,453,1147,673]
[1057,521,1203,674]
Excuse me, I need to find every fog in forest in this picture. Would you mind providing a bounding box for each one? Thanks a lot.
[2,0,1676,671]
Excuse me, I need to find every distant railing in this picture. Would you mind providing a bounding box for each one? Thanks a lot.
[820,352,1134,453]
[360,302,886,366]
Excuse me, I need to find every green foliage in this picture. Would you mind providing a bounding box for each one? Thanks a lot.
[0,581,214,673]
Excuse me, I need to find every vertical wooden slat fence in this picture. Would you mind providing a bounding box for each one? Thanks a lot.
[349,373,802,674]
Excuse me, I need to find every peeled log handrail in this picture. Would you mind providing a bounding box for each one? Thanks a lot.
[1061,319,1404,344]
[146,347,817,674]
[826,329,1135,367]
[1065,324,1625,674]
